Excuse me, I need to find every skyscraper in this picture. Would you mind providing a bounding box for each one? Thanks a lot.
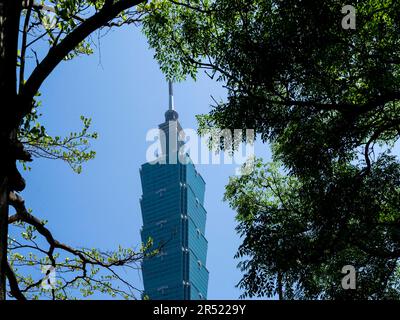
[139,82,209,300]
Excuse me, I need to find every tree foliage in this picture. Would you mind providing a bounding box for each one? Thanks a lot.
[143,0,400,298]
[226,159,400,299]
[0,0,151,300]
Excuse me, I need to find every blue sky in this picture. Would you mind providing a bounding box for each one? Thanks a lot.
[19,25,271,299]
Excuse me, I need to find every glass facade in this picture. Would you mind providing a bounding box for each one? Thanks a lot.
[140,107,209,300]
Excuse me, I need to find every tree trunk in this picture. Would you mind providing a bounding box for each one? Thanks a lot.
[0,0,21,300]
[277,271,283,300]
[0,178,8,300]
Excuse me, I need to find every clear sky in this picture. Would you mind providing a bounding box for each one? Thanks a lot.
[20,25,271,299]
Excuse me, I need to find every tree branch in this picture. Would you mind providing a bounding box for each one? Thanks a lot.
[5,263,27,300]
[360,118,400,176]
[20,0,146,119]
[19,0,33,94]
[8,191,146,299]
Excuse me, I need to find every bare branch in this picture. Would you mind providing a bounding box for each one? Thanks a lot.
[20,0,146,121]
[8,192,147,299]
[5,263,26,300]
[19,0,33,94]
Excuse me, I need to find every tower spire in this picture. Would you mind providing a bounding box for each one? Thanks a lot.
[169,81,175,111]
[164,81,179,122]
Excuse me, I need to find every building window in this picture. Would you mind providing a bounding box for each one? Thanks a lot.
[197,260,202,269]
[196,229,201,238]
[155,188,166,197]
[199,293,204,299]
[196,198,200,207]
[156,219,167,228]
[157,286,168,295]
[158,249,168,260]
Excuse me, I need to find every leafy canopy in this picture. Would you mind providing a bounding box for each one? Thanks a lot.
[3,0,150,300]
[143,0,400,299]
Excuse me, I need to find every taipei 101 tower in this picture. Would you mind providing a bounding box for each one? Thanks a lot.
[139,82,209,300]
